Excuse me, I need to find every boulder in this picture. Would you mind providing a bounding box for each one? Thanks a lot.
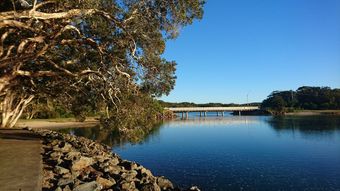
[188,186,201,191]
[96,177,115,189]
[120,160,138,170]
[109,157,120,166]
[121,181,136,191]
[63,185,72,191]
[55,166,70,175]
[73,181,102,191]
[93,155,109,163]
[53,142,73,153]
[103,165,122,175]
[72,157,94,171]
[50,151,63,160]
[140,168,153,177]
[121,170,138,182]
[57,178,73,187]
[65,151,81,161]
[33,129,182,191]
[157,176,174,190]
[140,183,161,191]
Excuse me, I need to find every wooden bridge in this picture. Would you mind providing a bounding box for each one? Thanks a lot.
[166,106,260,118]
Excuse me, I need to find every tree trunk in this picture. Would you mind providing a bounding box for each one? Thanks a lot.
[0,75,13,95]
[0,91,34,128]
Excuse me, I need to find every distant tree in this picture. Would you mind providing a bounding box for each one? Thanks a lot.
[261,91,286,112]
[0,0,205,128]
[261,86,340,113]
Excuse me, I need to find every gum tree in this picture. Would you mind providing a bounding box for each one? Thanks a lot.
[0,0,204,128]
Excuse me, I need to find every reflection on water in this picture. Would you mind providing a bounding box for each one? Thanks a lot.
[266,116,340,140]
[60,115,340,191]
[167,116,261,127]
[58,123,163,147]
[267,115,340,131]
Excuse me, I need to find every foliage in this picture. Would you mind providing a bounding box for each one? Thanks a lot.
[261,86,340,113]
[100,92,165,134]
[23,97,74,119]
[0,0,205,128]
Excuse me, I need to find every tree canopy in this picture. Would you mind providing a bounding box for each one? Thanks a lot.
[0,0,205,127]
[261,86,340,112]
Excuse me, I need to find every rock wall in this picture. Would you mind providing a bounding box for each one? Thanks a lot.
[31,129,200,191]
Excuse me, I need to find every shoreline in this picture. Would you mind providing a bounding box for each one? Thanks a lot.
[14,110,340,130]
[15,118,100,129]
[21,128,199,191]
[285,110,340,116]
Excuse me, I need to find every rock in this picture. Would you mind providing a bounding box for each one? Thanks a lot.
[73,178,83,188]
[50,151,63,160]
[54,187,62,191]
[55,166,70,175]
[140,177,151,184]
[62,173,72,179]
[50,139,59,146]
[140,183,161,191]
[121,170,138,182]
[120,160,138,170]
[96,177,115,189]
[73,181,102,191]
[32,129,180,191]
[56,158,64,165]
[121,181,136,191]
[94,155,109,163]
[104,165,122,175]
[65,151,81,161]
[63,185,72,191]
[157,176,174,190]
[57,178,73,186]
[72,156,94,171]
[140,168,153,177]
[188,186,201,191]
[109,157,120,166]
[53,142,73,153]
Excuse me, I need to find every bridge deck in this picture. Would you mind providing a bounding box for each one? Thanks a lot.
[166,106,259,112]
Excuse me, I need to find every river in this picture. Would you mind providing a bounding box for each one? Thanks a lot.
[60,114,340,191]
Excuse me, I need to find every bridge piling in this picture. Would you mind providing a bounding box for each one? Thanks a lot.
[167,107,259,118]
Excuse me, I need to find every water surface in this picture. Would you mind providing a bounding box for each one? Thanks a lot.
[62,115,340,191]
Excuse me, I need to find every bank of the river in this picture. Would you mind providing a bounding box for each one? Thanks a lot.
[285,110,340,116]
[237,109,340,116]
[29,128,199,191]
[15,118,100,129]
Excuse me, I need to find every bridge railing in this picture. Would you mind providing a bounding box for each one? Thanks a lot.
[165,106,259,112]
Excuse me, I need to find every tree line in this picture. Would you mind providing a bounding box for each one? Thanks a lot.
[159,101,260,108]
[261,86,340,113]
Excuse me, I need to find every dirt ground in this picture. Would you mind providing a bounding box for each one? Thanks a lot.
[15,118,99,129]
[0,129,43,191]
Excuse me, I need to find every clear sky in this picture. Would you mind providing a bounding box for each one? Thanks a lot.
[161,0,340,104]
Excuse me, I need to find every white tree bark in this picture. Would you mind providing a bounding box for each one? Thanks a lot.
[1,91,34,128]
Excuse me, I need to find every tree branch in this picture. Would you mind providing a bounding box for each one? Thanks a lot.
[0,9,121,26]
[0,20,35,31]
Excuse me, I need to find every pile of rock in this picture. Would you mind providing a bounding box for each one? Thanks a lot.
[31,129,200,191]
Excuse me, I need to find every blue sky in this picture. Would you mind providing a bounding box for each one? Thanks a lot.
[161,0,340,104]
